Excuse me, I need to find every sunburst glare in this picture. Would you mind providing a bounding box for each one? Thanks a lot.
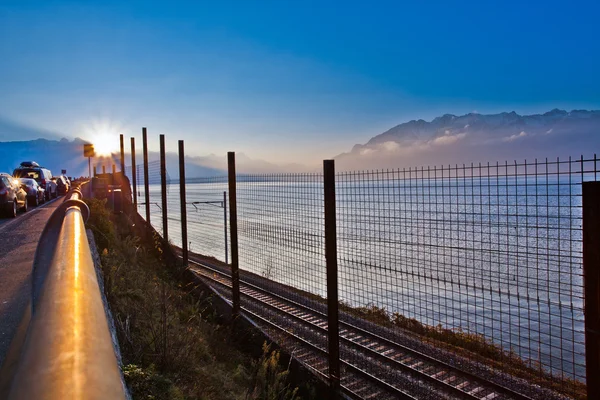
[83,119,122,157]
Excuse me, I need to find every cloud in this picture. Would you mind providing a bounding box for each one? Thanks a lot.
[432,132,466,146]
[381,141,400,151]
[357,132,467,158]
[502,131,527,142]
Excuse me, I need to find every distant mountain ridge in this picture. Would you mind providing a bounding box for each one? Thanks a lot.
[0,137,303,179]
[0,137,223,179]
[336,109,600,170]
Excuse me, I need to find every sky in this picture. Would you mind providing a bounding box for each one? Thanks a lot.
[1,0,599,166]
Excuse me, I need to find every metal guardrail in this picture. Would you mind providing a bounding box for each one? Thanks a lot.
[0,183,127,399]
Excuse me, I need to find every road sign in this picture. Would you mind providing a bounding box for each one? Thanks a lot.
[83,144,95,158]
[61,169,67,174]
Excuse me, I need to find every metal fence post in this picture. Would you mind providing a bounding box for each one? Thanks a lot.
[160,134,168,242]
[142,127,151,224]
[131,137,137,210]
[228,152,240,318]
[323,159,340,399]
[224,191,229,265]
[179,140,188,267]
[583,181,600,399]
[120,134,125,173]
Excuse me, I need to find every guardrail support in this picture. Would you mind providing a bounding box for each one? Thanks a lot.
[160,134,168,242]
[228,152,240,318]
[583,181,600,399]
[131,137,137,210]
[142,127,151,224]
[323,159,340,399]
[179,140,188,267]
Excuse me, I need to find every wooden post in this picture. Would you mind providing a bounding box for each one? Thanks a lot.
[131,137,137,210]
[179,140,188,267]
[323,159,340,399]
[160,134,168,242]
[583,181,600,399]
[228,152,240,318]
[119,134,125,173]
[142,127,150,224]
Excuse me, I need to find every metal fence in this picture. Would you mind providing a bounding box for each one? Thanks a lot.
[124,160,171,236]
[122,132,598,399]
[335,159,591,395]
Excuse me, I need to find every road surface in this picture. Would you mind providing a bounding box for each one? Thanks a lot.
[0,198,61,366]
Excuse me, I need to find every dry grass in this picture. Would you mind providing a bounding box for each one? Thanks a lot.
[343,303,586,399]
[84,198,304,400]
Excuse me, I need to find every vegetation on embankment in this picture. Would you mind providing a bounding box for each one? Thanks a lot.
[189,253,585,399]
[84,198,307,400]
[346,304,585,399]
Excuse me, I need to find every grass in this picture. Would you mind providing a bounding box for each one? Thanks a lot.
[84,198,305,400]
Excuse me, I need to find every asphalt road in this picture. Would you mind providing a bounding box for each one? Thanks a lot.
[0,197,62,367]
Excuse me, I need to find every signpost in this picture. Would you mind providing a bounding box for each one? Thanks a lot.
[83,144,95,178]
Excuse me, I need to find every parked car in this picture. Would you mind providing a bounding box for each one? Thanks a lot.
[18,178,45,206]
[53,176,69,195]
[13,162,57,200]
[0,173,27,217]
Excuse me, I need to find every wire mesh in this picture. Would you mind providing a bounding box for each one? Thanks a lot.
[129,153,597,398]
[125,161,171,236]
[236,174,325,306]
[182,176,229,262]
[335,156,595,396]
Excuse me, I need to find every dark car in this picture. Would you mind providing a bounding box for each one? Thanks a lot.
[13,162,57,200]
[18,178,46,206]
[0,173,28,217]
[53,176,69,195]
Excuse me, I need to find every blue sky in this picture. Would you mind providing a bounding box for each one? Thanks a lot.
[1,0,599,165]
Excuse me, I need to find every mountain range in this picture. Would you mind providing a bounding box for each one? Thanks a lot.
[335,109,600,170]
[1,109,599,177]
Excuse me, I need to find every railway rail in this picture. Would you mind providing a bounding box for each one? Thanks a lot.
[185,255,540,400]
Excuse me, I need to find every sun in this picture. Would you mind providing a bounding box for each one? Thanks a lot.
[93,131,116,157]
[83,118,123,157]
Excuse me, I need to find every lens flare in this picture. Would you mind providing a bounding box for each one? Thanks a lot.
[93,131,115,156]
[83,119,122,157]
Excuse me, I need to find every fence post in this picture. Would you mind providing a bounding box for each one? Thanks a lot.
[323,159,340,399]
[160,134,168,242]
[583,181,600,399]
[112,164,116,174]
[102,165,106,175]
[142,127,151,224]
[224,191,229,265]
[131,137,137,210]
[120,134,125,173]
[179,140,188,267]
[228,152,240,318]
[93,166,97,177]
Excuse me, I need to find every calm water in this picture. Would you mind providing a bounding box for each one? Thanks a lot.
[141,176,587,381]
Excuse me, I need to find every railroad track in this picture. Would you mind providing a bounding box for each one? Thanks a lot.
[186,256,533,400]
